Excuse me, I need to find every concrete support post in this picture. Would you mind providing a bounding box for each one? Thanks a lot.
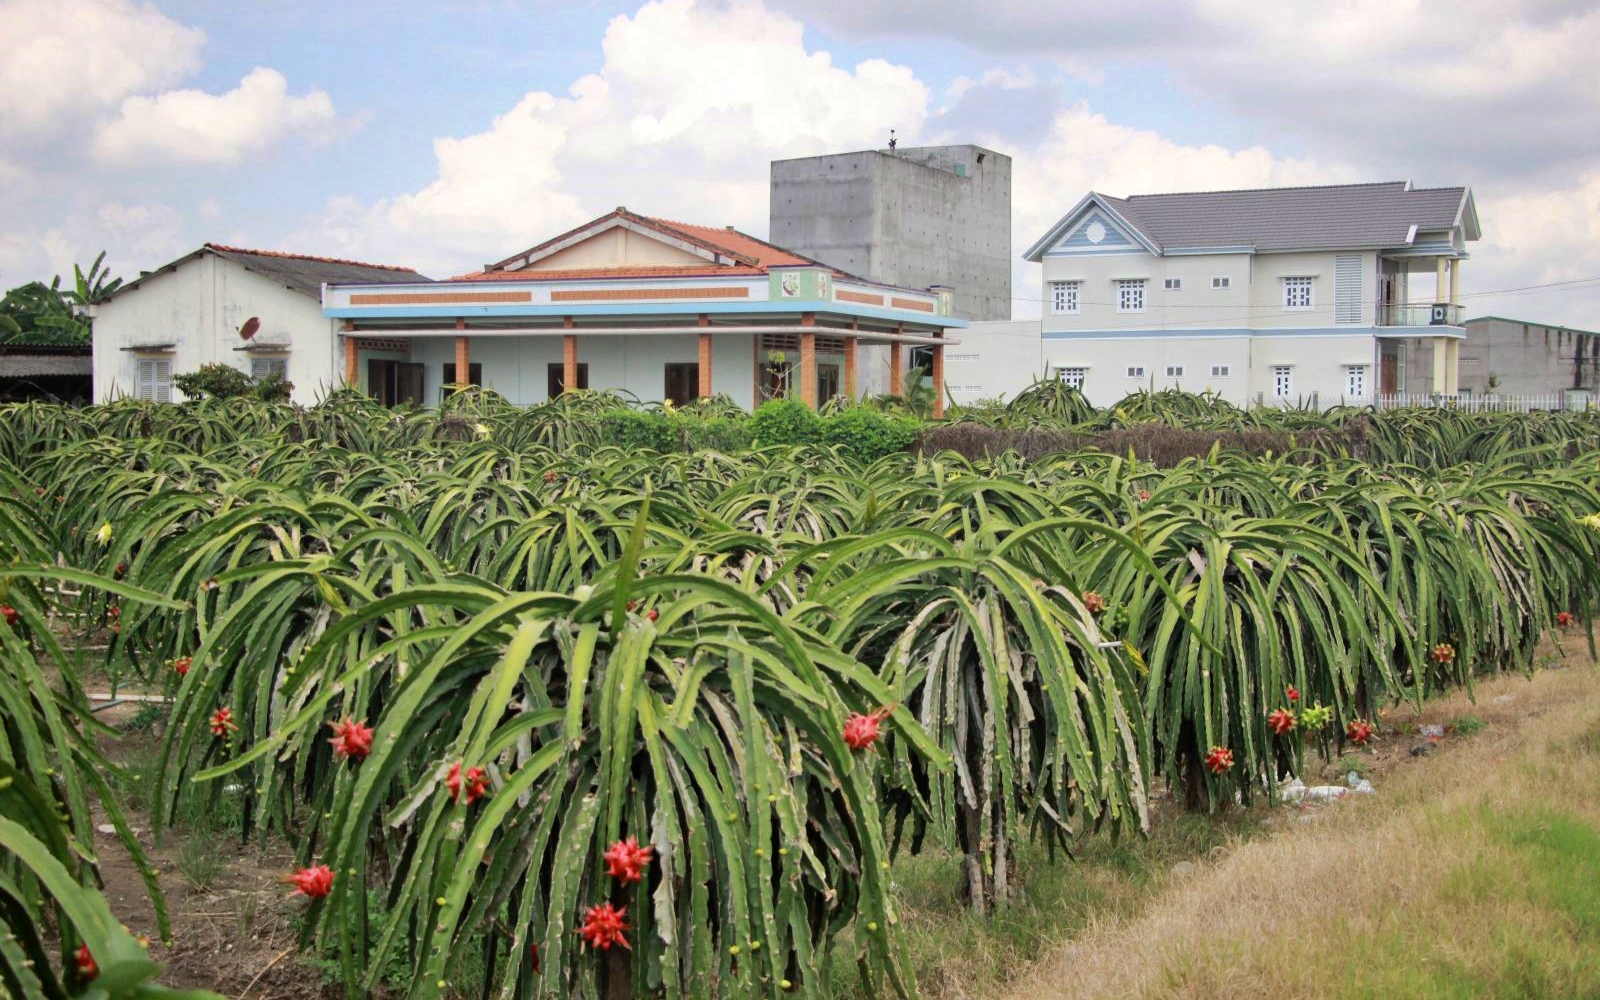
[1449,258,1461,308]
[843,326,858,400]
[453,318,469,393]
[930,334,946,418]
[1432,337,1449,394]
[890,322,904,397]
[697,314,712,399]
[1435,257,1447,302]
[342,321,359,390]
[1445,339,1460,394]
[799,312,817,410]
[562,335,578,393]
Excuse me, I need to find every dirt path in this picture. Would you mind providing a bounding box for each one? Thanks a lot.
[1001,649,1600,1000]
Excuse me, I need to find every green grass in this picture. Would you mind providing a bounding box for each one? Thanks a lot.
[829,812,1253,998]
[1337,805,1600,999]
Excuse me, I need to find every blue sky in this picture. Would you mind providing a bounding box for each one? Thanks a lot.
[2,0,1597,325]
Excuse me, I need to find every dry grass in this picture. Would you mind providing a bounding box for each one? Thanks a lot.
[1001,656,1600,1000]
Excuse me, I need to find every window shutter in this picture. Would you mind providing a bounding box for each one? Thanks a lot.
[1334,254,1363,324]
[153,360,172,402]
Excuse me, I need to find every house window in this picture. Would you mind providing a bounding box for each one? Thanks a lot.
[1126,365,1146,379]
[1116,279,1146,313]
[1164,278,1183,291]
[1272,365,1294,399]
[1050,281,1080,315]
[1055,366,1086,390]
[1165,365,1185,378]
[1209,364,1232,377]
[1345,364,1368,399]
[546,362,590,398]
[1334,254,1363,324]
[1211,276,1231,290]
[1283,276,1313,309]
[249,356,288,381]
[663,362,700,406]
[135,358,172,402]
[442,362,482,387]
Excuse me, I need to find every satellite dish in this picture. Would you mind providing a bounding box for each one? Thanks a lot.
[239,316,260,340]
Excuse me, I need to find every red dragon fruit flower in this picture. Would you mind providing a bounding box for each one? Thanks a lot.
[603,836,655,884]
[171,656,192,677]
[76,944,97,980]
[1203,746,1234,774]
[1137,489,1152,502]
[0,605,16,627]
[646,608,659,622]
[1556,611,1576,628]
[1267,708,1296,735]
[1286,685,1300,703]
[1082,591,1106,615]
[445,761,491,803]
[843,707,892,752]
[209,706,237,737]
[327,719,374,762]
[1345,718,1375,745]
[1429,642,1456,665]
[286,864,334,899]
[578,902,630,951]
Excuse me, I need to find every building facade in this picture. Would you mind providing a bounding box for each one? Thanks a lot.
[91,245,427,405]
[1458,316,1599,401]
[1023,181,1481,408]
[770,144,1011,325]
[324,208,963,413]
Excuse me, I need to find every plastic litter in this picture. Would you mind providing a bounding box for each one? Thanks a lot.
[1420,723,1445,738]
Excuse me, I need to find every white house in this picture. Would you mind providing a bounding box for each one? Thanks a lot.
[1020,181,1481,407]
[91,245,428,405]
[323,208,963,413]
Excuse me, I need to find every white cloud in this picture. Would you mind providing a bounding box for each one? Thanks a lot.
[0,201,185,288]
[0,0,204,139]
[95,67,342,165]
[297,0,928,274]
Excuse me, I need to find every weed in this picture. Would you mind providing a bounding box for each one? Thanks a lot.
[123,702,167,734]
[1338,753,1370,778]
[1450,714,1488,736]
[175,837,223,893]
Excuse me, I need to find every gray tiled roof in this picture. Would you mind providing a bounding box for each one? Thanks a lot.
[205,246,428,297]
[1102,182,1471,252]
[109,245,429,301]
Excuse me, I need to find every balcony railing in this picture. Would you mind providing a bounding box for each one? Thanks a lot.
[1378,303,1464,327]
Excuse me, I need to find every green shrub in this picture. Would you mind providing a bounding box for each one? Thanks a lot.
[750,397,820,445]
[598,408,675,451]
[820,408,919,460]
[676,414,752,451]
[173,363,293,402]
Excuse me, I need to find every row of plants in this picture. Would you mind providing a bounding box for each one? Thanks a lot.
[2,396,1596,998]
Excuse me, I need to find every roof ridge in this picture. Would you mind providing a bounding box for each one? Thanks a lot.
[1123,180,1408,200]
[205,243,418,273]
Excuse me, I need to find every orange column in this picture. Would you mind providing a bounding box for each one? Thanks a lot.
[697,314,713,399]
[843,321,858,400]
[342,321,358,389]
[453,319,469,392]
[930,333,946,418]
[561,315,577,393]
[799,312,817,410]
[889,336,904,397]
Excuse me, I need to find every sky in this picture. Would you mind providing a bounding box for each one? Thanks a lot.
[2,0,1598,325]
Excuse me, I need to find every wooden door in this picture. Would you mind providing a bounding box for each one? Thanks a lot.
[397,363,425,406]
[664,363,699,406]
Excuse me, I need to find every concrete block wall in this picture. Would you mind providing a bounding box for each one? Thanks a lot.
[770,145,1012,322]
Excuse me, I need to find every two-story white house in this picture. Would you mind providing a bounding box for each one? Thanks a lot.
[1022,181,1481,407]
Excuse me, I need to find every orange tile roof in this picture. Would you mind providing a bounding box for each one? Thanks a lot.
[205,243,418,273]
[465,208,856,283]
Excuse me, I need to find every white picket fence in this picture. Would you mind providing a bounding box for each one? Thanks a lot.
[1255,393,1581,413]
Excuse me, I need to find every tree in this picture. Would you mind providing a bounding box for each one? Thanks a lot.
[0,252,119,346]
